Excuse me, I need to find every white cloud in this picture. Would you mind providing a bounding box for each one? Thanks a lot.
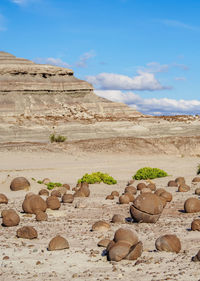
[174,77,186,81]
[95,90,200,115]
[75,50,96,68]
[34,57,71,68]
[160,19,199,31]
[141,62,189,73]
[86,71,170,91]
[11,0,41,5]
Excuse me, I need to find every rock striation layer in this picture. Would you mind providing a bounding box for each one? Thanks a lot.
[0,51,141,118]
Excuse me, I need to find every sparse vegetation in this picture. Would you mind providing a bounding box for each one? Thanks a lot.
[133,167,168,180]
[46,182,62,190]
[78,172,117,185]
[50,134,66,143]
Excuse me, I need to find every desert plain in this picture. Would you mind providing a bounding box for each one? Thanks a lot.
[0,142,200,281]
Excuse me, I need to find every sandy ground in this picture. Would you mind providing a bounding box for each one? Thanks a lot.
[0,149,200,281]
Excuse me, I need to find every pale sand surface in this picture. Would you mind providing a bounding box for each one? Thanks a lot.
[0,150,200,280]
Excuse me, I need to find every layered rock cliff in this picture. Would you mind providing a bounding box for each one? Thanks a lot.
[0,51,141,118]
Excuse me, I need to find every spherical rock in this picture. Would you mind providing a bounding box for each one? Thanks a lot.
[124,186,137,194]
[130,193,164,223]
[106,240,116,252]
[167,180,178,187]
[79,186,90,197]
[175,177,185,185]
[178,184,190,192]
[92,221,110,232]
[38,189,49,196]
[159,196,167,208]
[42,178,50,184]
[124,192,134,202]
[127,180,135,186]
[114,228,138,246]
[155,188,166,196]
[62,184,70,190]
[140,188,152,194]
[48,235,69,251]
[125,241,143,260]
[111,191,119,197]
[160,191,172,202]
[119,194,130,204]
[111,214,124,224]
[35,210,48,221]
[0,194,8,204]
[17,226,38,239]
[191,219,200,231]
[108,241,131,262]
[155,234,181,253]
[192,177,200,183]
[51,190,61,198]
[147,183,156,191]
[22,194,47,214]
[97,238,111,248]
[10,177,30,191]
[2,209,20,227]
[137,183,146,191]
[195,188,200,195]
[192,250,200,262]
[46,196,61,210]
[106,195,114,200]
[62,194,74,203]
[57,186,67,195]
[184,198,200,213]
[73,190,86,197]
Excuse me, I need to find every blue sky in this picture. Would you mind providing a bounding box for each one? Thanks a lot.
[1,0,200,115]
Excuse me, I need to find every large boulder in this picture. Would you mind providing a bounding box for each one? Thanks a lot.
[46,196,61,210]
[191,219,200,231]
[35,210,48,221]
[0,194,8,204]
[62,194,74,203]
[155,234,181,253]
[2,209,20,227]
[107,228,142,262]
[125,241,143,260]
[184,198,200,213]
[130,193,164,223]
[17,226,38,239]
[22,194,47,214]
[92,221,110,232]
[108,241,131,262]
[48,235,69,251]
[114,228,138,246]
[10,177,30,191]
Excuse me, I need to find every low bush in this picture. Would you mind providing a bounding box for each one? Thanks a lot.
[46,182,62,190]
[50,134,66,143]
[78,172,117,185]
[133,167,168,180]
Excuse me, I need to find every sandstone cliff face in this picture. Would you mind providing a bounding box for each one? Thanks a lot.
[0,51,141,118]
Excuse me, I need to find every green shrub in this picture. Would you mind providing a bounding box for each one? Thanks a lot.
[46,182,62,190]
[50,134,66,143]
[133,167,168,180]
[37,180,43,184]
[78,172,117,185]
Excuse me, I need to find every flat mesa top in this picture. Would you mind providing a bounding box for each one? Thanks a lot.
[0,51,74,75]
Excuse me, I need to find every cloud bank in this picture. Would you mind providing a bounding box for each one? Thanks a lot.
[95,90,200,115]
[86,71,170,91]
[34,57,70,68]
